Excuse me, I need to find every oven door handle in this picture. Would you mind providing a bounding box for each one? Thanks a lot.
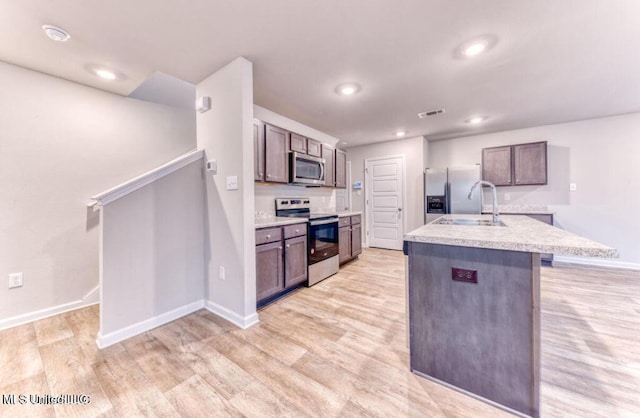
[310,218,338,226]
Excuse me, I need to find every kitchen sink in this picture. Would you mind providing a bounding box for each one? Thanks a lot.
[434,218,505,227]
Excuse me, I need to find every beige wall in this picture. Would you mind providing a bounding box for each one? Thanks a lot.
[428,113,640,267]
[346,136,428,245]
[197,57,257,325]
[99,160,205,344]
[0,61,196,327]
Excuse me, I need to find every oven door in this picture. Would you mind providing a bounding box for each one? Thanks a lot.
[290,152,325,185]
[308,218,339,264]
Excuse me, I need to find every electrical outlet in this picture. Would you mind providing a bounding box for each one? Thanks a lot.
[9,272,23,289]
[569,183,577,192]
[504,193,510,201]
[219,266,225,280]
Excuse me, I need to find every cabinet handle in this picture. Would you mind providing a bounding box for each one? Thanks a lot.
[286,244,290,248]
[267,174,271,178]
[278,246,282,250]
[266,234,271,239]
[295,229,299,233]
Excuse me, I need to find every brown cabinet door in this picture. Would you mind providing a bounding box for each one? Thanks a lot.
[306,139,321,157]
[482,146,512,186]
[351,224,362,257]
[253,119,265,181]
[284,235,308,288]
[322,144,335,187]
[290,133,306,153]
[256,241,284,301]
[338,225,352,264]
[513,142,547,185]
[265,124,289,183]
[335,149,347,188]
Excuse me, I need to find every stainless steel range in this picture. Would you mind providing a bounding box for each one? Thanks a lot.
[275,198,339,286]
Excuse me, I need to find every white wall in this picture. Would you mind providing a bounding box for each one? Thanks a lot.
[197,57,258,326]
[254,105,340,147]
[99,160,205,346]
[428,113,640,267]
[346,136,428,245]
[0,61,196,327]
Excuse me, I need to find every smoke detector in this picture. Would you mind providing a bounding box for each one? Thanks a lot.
[418,108,446,119]
[42,25,71,42]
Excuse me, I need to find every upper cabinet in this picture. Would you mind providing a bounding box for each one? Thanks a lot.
[289,133,306,153]
[254,118,346,188]
[253,119,265,181]
[322,144,335,187]
[264,124,289,183]
[306,139,321,157]
[335,149,347,188]
[482,141,547,186]
[513,142,547,185]
[482,145,512,186]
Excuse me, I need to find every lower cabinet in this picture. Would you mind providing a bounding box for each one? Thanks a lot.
[256,241,284,301]
[338,214,362,265]
[256,223,307,306]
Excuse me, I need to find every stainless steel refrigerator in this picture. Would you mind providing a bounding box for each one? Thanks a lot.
[424,165,481,223]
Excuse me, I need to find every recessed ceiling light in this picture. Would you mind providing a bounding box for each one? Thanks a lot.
[462,41,487,57]
[335,83,361,96]
[42,25,70,42]
[395,131,408,138]
[465,116,487,125]
[95,68,117,80]
[456,35,497,59]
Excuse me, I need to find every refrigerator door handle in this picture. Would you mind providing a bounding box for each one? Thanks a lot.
[445,182,451,214]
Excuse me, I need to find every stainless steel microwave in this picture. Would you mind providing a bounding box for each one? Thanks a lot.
[289,152,325,186]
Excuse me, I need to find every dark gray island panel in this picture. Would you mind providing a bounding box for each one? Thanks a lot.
[406,242,540,418]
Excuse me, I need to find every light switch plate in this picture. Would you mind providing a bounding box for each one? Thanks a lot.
[226,176,238,190]
[9,272,23,289]
[569,183,577,192]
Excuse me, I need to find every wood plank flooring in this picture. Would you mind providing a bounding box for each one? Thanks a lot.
[1,248,639,417]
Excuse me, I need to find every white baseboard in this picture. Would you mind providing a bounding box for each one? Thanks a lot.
[0,298,98,332]
[205,300,259,329]
[83,285,100,305]
[553,256,640,271]
[96,299,205,349]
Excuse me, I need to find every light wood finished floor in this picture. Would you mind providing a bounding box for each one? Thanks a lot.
[1,248,639,417]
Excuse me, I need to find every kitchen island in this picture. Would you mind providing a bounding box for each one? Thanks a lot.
[403,215,616,418]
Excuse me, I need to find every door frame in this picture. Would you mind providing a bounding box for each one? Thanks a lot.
[364,155,407,249]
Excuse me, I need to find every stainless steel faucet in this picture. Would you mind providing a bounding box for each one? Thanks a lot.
[468,180,500,224]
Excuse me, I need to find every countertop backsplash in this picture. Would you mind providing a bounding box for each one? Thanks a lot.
[255,183,337,216]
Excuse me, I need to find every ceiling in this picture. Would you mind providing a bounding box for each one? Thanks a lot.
[2,1,640,147]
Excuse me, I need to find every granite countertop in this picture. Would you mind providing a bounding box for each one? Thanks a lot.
[481,204,553,215]
[336,211,362,217]
[255,217,308,229]
[404,214,617,258]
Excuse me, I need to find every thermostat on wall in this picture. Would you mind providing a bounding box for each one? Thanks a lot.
[353,181,362,190]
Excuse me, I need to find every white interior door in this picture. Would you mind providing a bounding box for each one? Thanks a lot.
[365,156,405,250]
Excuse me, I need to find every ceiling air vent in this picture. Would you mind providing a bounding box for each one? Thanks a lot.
[418,108,446,119]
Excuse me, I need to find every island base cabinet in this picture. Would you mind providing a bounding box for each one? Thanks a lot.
[406,242,540,418]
